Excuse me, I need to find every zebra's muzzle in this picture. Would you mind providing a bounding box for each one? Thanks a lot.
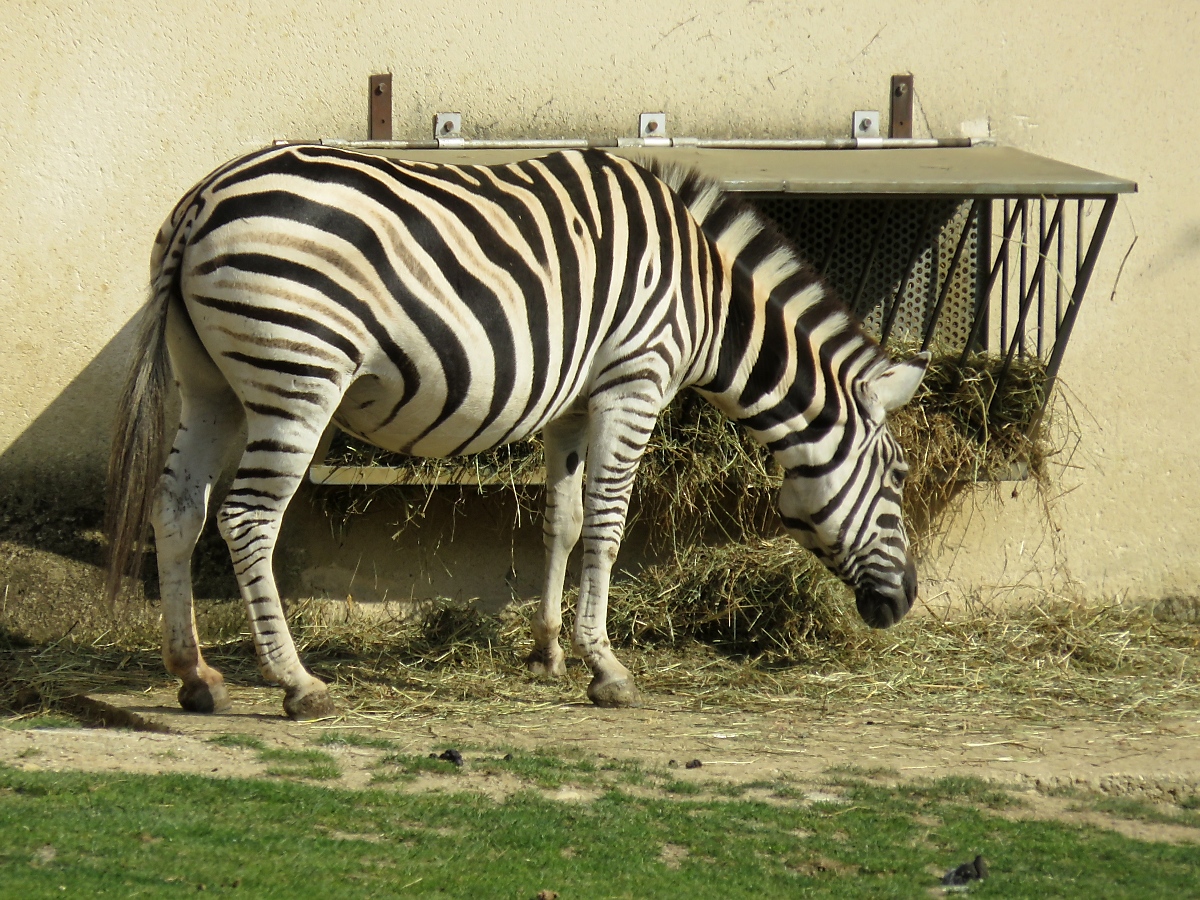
[853,557,917,629]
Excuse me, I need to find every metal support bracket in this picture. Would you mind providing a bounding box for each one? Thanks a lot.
[853,111,880,139]
[433,112,463,147]
[890,75,914,139]
[639,112,667,138]
[616,113,670,148]
[852,110,883,148]
[368,74,392,140]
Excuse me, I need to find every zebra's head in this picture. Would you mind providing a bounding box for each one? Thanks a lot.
[777,352,929,629]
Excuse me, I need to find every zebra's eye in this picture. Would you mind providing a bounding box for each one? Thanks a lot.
[892,468,908,488]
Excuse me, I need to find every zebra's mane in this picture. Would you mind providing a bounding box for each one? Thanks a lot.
[647,159,891,377]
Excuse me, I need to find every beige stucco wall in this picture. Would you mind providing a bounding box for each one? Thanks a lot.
[1,1,1196,605]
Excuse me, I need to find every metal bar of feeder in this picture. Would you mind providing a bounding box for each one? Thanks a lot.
[309,465,547,487]
[850,201,892,314]
[960,200,1023,365]
[321,138,605,151]
[1037,199,1047,357]
[1056,203,1066,333]
[977,198,992,353]
[921,199,981,352]
[1042,196,1118,399]
[320,136,974,151]
[880,201,937,347]
[1018,199,1028,357]
[1076,199,1085,279]
[671,137,973,149]
[1001,199,1010,354]
[990,201,1064,416]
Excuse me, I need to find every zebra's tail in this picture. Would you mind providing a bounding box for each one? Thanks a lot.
[103,234,179,604]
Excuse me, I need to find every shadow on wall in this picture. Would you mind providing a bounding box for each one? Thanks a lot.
[1,316,139,509]
[0,316,146,640]
[0,316,143,588]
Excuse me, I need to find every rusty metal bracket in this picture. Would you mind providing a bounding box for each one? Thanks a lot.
[369,74,392,140]
[890,74,913,138]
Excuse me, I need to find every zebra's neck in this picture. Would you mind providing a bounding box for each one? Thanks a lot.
[667,176,886,473]
[697,283,883,474]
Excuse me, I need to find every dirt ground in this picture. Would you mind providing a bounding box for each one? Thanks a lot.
[4,684,1200,846]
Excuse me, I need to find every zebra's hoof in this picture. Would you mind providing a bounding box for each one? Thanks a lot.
[587,676,642,708]
[284,687,336,721]
[524,646,567,678]
[178,678,231,714]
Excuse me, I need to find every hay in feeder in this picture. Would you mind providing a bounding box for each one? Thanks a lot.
[324,429,545,487]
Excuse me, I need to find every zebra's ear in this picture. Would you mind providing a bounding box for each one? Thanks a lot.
[870,351,930,414]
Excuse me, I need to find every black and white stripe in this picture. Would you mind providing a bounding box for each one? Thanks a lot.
[107,145,927,717]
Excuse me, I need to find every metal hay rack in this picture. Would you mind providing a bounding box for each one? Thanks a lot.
[301,106,1135,487]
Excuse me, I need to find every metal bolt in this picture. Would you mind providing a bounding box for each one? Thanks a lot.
[442,120,453,134]
[646,120,658,133]
[374,84,385,96]
[859,117,873,132]
[894,83,908,97]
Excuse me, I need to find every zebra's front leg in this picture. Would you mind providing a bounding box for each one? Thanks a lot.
[573,398,659,708]
[526,415,588,678]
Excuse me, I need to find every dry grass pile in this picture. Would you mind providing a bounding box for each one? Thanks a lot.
[601,538,852,658]
[5,566,1198,724]
[290,582,1200,722]
[250,530,1197,723]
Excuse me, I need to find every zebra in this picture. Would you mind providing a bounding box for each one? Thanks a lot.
[106,144,928,719]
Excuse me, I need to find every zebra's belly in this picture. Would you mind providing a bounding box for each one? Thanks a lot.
[333,368,561,459]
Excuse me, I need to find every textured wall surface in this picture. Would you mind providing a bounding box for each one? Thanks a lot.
[1,1,1196,604]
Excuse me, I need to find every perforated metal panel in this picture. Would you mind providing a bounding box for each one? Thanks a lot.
[751,196,980,353]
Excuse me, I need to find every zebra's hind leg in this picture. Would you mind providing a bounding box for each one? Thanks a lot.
[573,396,662,708]
[153,305,244,713]
[216,405,340,721]
[526,414,588,678]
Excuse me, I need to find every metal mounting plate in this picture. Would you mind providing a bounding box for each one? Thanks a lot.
[434,112,462,140]
[890,75,914,139]
[853,110,881,139]
[368,74,392,140]
[639,112,668,141]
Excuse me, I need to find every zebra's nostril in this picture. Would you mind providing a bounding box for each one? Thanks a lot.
[903,557,917,607]
[855,586,892,629]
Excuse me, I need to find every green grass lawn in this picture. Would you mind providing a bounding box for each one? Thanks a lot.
[1,761,1197,899]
